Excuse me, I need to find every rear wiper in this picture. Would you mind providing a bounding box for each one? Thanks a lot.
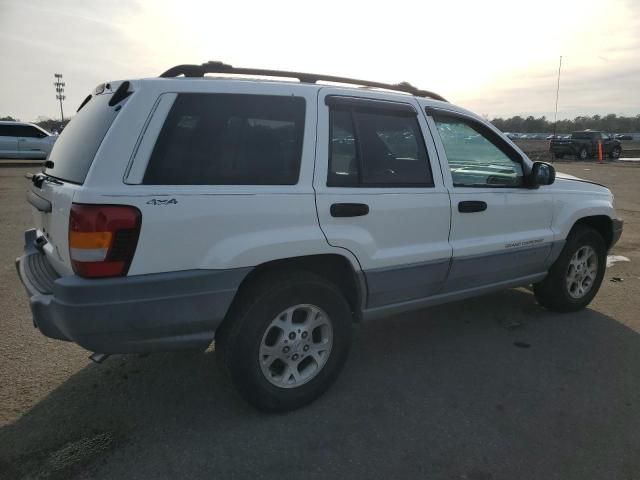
[25,172,63,188]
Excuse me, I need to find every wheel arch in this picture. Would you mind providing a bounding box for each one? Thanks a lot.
[570,215,613,249]
[221,253,366,333]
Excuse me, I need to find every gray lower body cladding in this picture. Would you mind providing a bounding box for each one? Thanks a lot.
[16,231,251,354]
[362,241,564,318]
[365,259,450,308]
[444,242,558,292]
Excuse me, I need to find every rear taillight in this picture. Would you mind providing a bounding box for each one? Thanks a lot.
[69,204,141,278]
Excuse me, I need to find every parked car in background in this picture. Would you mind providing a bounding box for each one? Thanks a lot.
[0,121,57,159]
[550,130,622,160]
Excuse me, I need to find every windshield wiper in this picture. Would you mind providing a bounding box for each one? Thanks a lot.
[25,172,63,188]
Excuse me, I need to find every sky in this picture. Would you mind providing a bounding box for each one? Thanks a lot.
[1,0,639,122]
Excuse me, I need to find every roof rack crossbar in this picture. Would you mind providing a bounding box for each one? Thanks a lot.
[159,61,447,102]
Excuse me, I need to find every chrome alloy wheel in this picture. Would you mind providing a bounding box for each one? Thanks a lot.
[566,246,598,299]
[259,304,333,389]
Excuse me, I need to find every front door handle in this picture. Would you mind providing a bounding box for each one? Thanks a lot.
[458,200,487,213]
[330,203,369,217]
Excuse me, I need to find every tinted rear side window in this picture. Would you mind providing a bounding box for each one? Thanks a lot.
[46,92,119,184]
[328,105,432,187]
[143,94,306,185]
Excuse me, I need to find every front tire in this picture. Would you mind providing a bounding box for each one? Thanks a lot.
[219,271,352,412]
[534,226,607,312]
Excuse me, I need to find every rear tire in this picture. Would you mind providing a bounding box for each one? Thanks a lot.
[218,270,352,412]
[534,226,606,312]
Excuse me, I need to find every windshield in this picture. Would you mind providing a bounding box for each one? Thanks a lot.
[45,92,119,184]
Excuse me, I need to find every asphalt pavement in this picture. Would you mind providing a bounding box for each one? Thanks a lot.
[1,163,639,480]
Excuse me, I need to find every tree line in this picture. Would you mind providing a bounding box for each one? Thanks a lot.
[4,113,640,135]
[490,114,640,134]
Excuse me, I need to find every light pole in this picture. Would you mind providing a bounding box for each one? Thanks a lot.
[54,73,66,122]
[552,56,562,138]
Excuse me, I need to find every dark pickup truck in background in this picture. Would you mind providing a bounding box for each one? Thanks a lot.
[550,130,622,160]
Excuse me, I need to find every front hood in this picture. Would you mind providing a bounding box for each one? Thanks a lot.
[554,171,610,193]
[556,172,583,181]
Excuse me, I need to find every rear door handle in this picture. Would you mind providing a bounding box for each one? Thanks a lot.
[458,200,487,213]
[330,203,369,217]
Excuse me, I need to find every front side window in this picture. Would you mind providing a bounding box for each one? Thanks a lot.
[328,105,432,187]
[144,94,306,185]
[433,115,523,187]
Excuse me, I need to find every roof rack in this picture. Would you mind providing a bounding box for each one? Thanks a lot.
[159,61,447,102]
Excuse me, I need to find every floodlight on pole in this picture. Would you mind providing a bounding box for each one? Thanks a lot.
[53,73,66,122]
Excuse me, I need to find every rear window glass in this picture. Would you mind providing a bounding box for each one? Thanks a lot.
[143,94,306,185]
[45,93,119,184]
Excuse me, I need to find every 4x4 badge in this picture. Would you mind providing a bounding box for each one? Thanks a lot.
[146,198,178,205]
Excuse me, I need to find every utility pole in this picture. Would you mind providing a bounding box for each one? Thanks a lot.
[54,73,66,122]
[553,56,562,138]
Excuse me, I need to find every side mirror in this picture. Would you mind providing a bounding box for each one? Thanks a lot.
[531,161,555,186]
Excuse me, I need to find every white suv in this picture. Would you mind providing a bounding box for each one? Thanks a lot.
[17,62,623,411]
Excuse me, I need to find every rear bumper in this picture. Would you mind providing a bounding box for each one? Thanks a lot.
[16,229,251,354]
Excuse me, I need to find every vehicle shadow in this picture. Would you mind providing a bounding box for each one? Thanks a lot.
[1,288,639,480]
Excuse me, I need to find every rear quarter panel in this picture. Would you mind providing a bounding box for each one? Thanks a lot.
[75,185,341,274]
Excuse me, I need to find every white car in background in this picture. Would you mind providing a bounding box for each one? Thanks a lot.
[0,121,57,159]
